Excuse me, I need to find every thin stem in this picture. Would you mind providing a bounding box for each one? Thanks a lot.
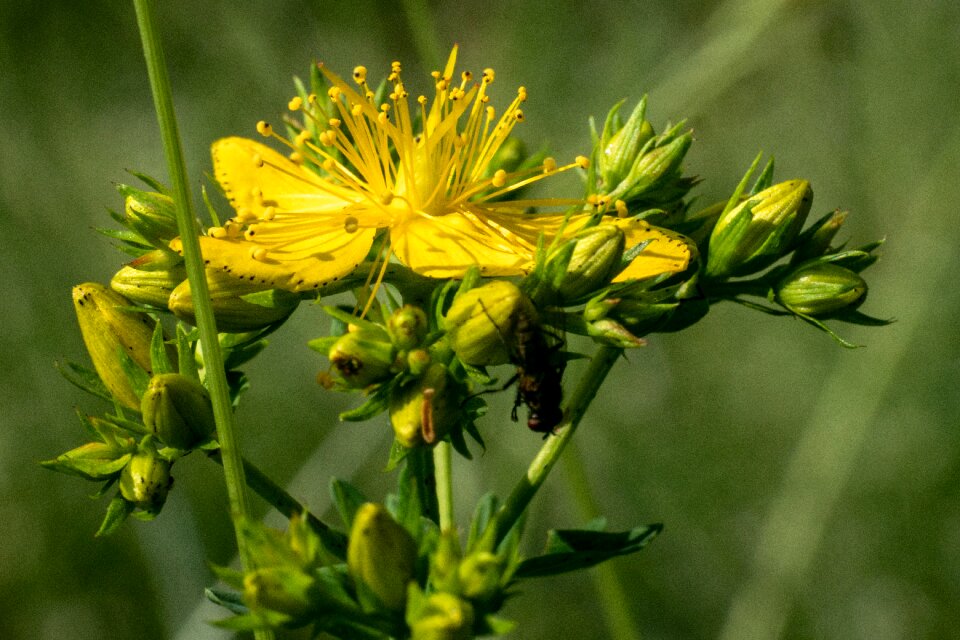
[131,4,269,638]
[433,441,454,531]
[406,447,439,525]
[207,452,348,559]
[487,345,622,547]
[563,443,642,640]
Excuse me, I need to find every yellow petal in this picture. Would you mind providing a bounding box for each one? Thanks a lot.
[212,137,360,215]
[391,211,531,278]
[169,228,376,293]
[610,218,693,281]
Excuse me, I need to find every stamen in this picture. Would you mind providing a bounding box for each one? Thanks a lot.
[543,157,558,173]
[288,96,303,111]
[352,66,367,84]
[256,121,272,137]
[575,155,590,169]
[492,169,507,188]
[615,199,628,217]
[250,247,268,261]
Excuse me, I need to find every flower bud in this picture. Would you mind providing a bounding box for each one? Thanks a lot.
[118,452,172,513]
[457,551,503,602]
[389,364,460,447]
[444,281,534,366]
[73,283,157,409]
[243,566,316,621]
[110,262,187,309]
[141,373,216,449]
[407,349,432,376]
[328,330,397,388]
[168,268,299,332]
[616,131,692,203]
[347,503,417,610]
[388,305,429,350]
[410,593,475,640]
[598,98,655,191]
[791,209,847,264]
[705,180,813,280]
[551,225,625,302]
[120,186,180,246]
[584,294,677,345]
[775,263,867,316]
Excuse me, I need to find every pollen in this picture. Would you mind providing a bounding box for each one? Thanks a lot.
[287,96,303,111]
[352,66,367,83]
[250,247,268,261]
[262,206,276,221]
[256,121,272,137]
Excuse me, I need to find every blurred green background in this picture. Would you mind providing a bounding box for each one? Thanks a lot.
[2,1,958,638]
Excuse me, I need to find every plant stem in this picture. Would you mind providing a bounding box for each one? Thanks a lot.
[433,441,454,531]
[131,4,269,638]
[487,345,623,547]
[207,451,348,558]
[563,442,642,640]
[407,446,439,525]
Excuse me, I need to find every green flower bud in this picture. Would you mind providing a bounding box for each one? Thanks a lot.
[388,305,429,350]
[168,268,299,332]
[457,551,503,602]
[72,283,157,409]
[410,593,475,640]
[615,131,693,203]
[120,186,180,246]
[551,225,626,302]
[389,364,460,448]
[444,281,534,366]
[407,349,432,376]
[141,373,215,449]
[705,180,813,280]
[347,503,417,610]
[775,263,867,316]
[328,330,397,388]
[584,294,678,346]
[243,566,316,622]
[110,260,187,309]
[598,98,655,191]
[119,452,172,513]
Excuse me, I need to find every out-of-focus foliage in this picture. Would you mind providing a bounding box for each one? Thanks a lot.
[2,1,959,639]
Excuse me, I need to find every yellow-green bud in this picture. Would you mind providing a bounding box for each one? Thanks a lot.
[141,373,215,449]
[168,268,299,332]
[407,349,432,376]
[410,593,475,640]
[615,132,692,202]
[388,305,429,350]
[457,551,503,602]
[243,566,316,621]
[389,364,459,448]
[444,281,533,366]
[775,263,867,316]
[119,452,172,512]
[598,98,655,191]
[110,260,186,309]
[347,503,417,610]
[705,180,813,280]
[121,187,180,246]
[553,225,625,302]
[328,330,397,388]
[72,283,157,409]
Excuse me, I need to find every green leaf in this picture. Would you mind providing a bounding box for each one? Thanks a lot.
[40,450,131,481]
[339,383,392,422]
[56,361,112,402]
[307,335,340,355]
[117,346,150,400]
[150,321,174,375]
[205,587,249,615]
[514,523,663,579]
[750,156,776,194]
[322,306,389,339]
[330,478,369,530]
[176,323,199,381]
[466,493,499,551]
[483,614,518,636]
[96,494,134,536]
[384,439,413,472]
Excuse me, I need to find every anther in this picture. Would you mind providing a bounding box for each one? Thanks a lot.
[262,206,276,221]
[256,121,272,137]
[208,226,227,239]
[575,155,590,169]
[328,118,341,128]
[351,104,363,117]
[418,95,428,105]
[514,110,524,121]
[615,200,628,218]
[328,86,341,100]
[307,93,318,104]
[462,70,473,81]
[492,169,507,188]
[252,153,264,168]
[344,216,359,233]
[517,86,527,101]
[353,66,367,83]
[543,157,558,173]
[250,248,268,261]
[295,130,311,146]
[288,96,303,111]
[482,68,495,83]
[322,158,336,171]
[377,112,389,124]
[486,106,495,120]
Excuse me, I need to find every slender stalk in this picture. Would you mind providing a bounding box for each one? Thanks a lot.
[207,452,348,558]
[406,446,439,525]
[487,345,622,546]
[131,5,270,638]
[563,443,641,640]
[433,440,454,531]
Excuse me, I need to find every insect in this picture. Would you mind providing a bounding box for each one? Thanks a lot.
[510,306,566,435]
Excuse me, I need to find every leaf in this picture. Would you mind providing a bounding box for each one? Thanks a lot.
[322,306,388,339]
[176,323,199,381]
[384,439,413,472]
[150,322,174,375]
[339,383,391,422]
[96,494,134,537]
[307,335,340,355]
[514,523,663,579]
[56,360,112,402]
[117,346,150,400]
[205,587,249,615]
[330,477,369,530]
[466,493,499,551]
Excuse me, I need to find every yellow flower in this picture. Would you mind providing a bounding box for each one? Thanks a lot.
[174,47,691,292]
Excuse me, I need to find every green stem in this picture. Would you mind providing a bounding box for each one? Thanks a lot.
[487,345,623,547]
[407,447,439,525]
[207,452,348,558]
[132,4,269,638]
[433,441,454,531]
[562,443,642,640]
